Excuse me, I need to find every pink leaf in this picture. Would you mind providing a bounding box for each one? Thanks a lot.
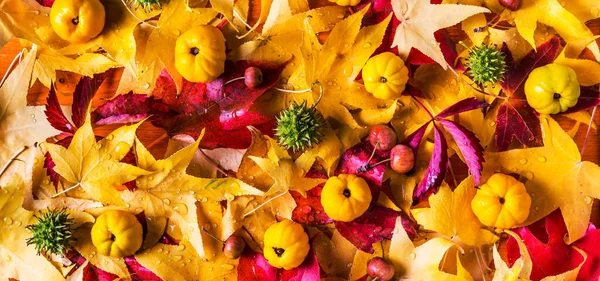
[35,0,54,6]
[237,249,279,281]
[280,251,320,281]
[291,184,334,226]
[435,97,490,119]
[335,140,390,197]
[124,257,163,281]
[92,93,172,125]
[335,205,415,253]
[437,120,484,185]
[572,224,600,281]
[402,122,429,154]
[44,88,75,133]
[413,124,447,203]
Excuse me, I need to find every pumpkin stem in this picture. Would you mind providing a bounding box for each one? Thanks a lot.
[190,47,200,55]
[71,17,79,25]
[553,93,561,99]
[273,247,285,257]
[343,188,351,198]
[498,197,505,204]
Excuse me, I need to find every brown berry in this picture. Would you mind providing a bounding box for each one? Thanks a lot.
[223,235,246,259]
[367,257,395,281]
[369,125,397,151]
[390,144,415,174]
[498,0,521,11]
[244,67,263,89]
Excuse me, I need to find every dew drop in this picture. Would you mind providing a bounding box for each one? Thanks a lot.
[32,10,40,15]
[537,156,547,163]
[519,159,527,164]
[222,263,235,270]
[173,203,189,215]
[363,42,372,48]
[156,260,162,265]
[584,196,593,205]
[409,252,416,259]
[14,221,21,227]
[489,121,496,127]
[4,217,13,225]
[114,142,130,154]
[173,255,183,261]
[32,119,37,123]
[30,114,35,119]
[106,134,115,141]
[524,171,534,181]
[143,83,151,89]
[5,256,11,262]
[208,267,214,271]
[337,14,344,19]
[163,198,171,205]
[95,143,103,149]
[157,248,163,253]
[173,29,181,36]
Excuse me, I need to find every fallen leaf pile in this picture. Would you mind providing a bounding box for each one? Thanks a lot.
[1,0,600,280]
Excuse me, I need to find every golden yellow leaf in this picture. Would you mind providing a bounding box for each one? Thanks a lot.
[294,125,342,177]
[0,175,66,281]
[391,0,489,69]
[560,0,600,22]
[46,118,149,205]
[74,223,130,279]
[555,50,600,87]
[0,46,59,184]
[511,0,600,60]
[484,115,600,243]
[412,177,498,247]
[313,230,356,278]
[388,216,460,280]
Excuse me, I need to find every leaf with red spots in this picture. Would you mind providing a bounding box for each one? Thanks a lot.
[291,184,334,226]
[496,37,561,151]
[335,205,416,253]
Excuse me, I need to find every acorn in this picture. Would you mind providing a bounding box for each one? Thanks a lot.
[499,0,521,11]
[367,257,395,281]
[26,208,75,256]
[390,144,415,174]
[369,125,397,151]
[223,235,246,259]
[244,67,264,89]
[275,101,324,152]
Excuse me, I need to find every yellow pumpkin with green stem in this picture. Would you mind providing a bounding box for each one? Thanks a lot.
[263,220,310,270]
[49,0,105,43]
[328,0,360,6]
[362,52,409,100]
[91,210,143,258]
[174,25,226,83]
[524,63,580,114]
[471,173,532,229]
[321,174,372,222]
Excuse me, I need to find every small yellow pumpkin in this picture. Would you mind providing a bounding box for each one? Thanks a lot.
[263,219,310,270]
[471,173,532,229]
[50,0,106,43]
[321,174,372,222]
[362,52,409,100]
[328,0,360,6]
[91,210,143,258]
[174,25,226,83]
[524,63,580,114]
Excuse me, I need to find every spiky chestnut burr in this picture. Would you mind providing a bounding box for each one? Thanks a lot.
[26,208,74,256]
[466,44,506,86]
[130,0,161,12]
[275,100,324,152]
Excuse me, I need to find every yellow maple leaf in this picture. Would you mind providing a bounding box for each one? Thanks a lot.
[510,0,600,60]
[554,49,600,87]
[388,216,466,280]
[491,231,585,281]
[300,6,393,128]
[391,0,489,69]
[412,176,498,247]
[128,134,263,258]
[0,175,66,281]
[484,115,600,243]
[0,46,59,184]
[46,118,149,206]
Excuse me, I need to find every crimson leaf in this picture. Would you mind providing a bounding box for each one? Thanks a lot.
[124,257,163,281]
[335,140,390,197]
[237,249,319,281]
[496,37,561,151]
[412,124,447,203]
[279,251,320,281]
[335,205,415,253]
[72,72,110,128]
[438,120,484,185]
[435,97,489,119]
[562,86,600,114]
[92,93,173,125]
[44,87,75,133]
[290,184,334,226]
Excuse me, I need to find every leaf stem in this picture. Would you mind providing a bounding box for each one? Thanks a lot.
[275,80,324,107]
[411,96,435,119]
[0,146,28,179]
[0,49,24,88]
[201,227,225,243]
[580,106,597,157]
[52,182,81,198]
[198,149,231,177]
[223,77,245,86]
[243,191,287,218]
[146,133,168,150]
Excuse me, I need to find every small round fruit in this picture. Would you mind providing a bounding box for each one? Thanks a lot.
[321,174,372,222]
[524,63,580,115]
[471,173,532,229]
[50,0,106,43]
[223,235,246,259]
[244,67,263,89]
[498,0,521,11]
[362,52,409,100]
[390,145,415,173]
[263,220,310,270]
[91,210,143,258]
[175,25,226,83]
[328,0,360,6]
[367,257,395,281]
[369,125,397,151]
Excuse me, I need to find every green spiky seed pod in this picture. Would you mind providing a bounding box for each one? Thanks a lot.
[26,209,74,256]
[130,0,161,12]
[276,101,324,152]
[467,44,506,85]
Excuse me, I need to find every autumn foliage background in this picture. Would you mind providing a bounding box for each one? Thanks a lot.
[1,0,600,280]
